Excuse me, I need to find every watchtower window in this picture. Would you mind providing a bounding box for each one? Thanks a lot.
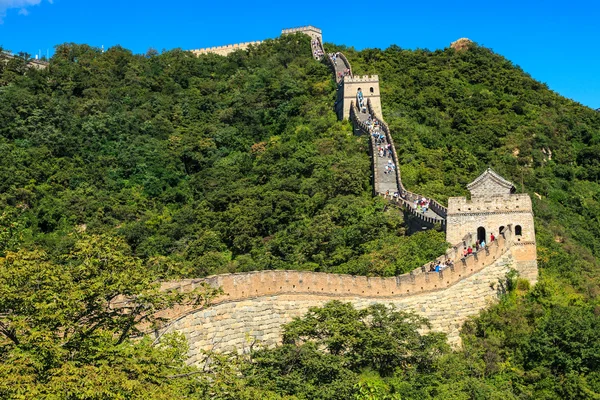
[515,225,522,236]
[477,227,486,243]
[370,87,374,93]
[499,226,505,234]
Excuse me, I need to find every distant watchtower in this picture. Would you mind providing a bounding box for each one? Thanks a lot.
[446,168,538,283]
[337,75,382,120]
[281,26,323,43]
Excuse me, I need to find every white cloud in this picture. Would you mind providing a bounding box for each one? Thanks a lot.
[0,0,51,23]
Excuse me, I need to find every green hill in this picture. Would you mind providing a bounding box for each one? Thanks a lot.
[0,34,599,398]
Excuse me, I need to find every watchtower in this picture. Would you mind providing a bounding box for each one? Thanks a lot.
[337,75,382,120]
[446,168,538,283]
[281,26,323,43]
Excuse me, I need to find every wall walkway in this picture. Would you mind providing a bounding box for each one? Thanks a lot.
[151,29,531,362]
[154,228,517,359]
[318,42,447,227]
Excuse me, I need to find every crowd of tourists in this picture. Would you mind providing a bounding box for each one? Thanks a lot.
[331,53,351,81]
[413,198,430,214]
[312,39,324,59]
[378,143,392,158]
[428,259,455,273]
[427,232,497,274]
[336,68,351,81]
[462,233,496,258]
[424,232,500,275]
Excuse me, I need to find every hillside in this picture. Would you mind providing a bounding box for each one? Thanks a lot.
[0,34,599,398]
[0,35,446,279]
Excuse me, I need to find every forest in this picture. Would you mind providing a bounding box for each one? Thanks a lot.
[0,33,599,398]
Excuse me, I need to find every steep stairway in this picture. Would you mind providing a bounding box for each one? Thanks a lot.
[314,40,447,227]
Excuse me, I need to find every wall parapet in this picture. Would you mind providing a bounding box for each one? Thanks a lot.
[281,26,322,35]
[1,52,49,69]
[155,229,514,329]
[344,75,379,83]
[191,41,263,56]
[448,194,532,214]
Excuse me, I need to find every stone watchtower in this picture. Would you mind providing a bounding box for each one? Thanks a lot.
[281,26,323,43]
[338,75,382,120]
[446,168,538,284]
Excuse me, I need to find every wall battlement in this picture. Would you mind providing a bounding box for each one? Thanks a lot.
[344,75,379,83]
[152,230,519,358]
[448,194,532,214]
[191,41,263,57]
[161,231,509,305]
[156,236,515,359]
[1,52,48,69]
[281,25,322,41]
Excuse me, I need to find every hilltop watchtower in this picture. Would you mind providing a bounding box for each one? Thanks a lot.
[446,168,538,283]
[337,75,382,120]
[281,26,323,43]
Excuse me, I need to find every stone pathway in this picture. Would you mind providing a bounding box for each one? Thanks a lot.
[318,41,446,224]
[355,110,399,195]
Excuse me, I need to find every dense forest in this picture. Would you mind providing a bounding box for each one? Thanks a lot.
[0,34,599,398]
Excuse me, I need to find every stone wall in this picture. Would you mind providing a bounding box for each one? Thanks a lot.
[281,25,323,42]
[152,232,517,360]
[341,75,382,120]
[446,194,537,284]
[158,250,514,364]
[446,194,535,243]
[190,41,263,57]
[1,52,48,69]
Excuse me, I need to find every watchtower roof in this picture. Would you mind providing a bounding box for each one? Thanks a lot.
[467,168,515,197]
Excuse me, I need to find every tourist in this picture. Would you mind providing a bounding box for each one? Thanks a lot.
[387,160,396,172]
[490,232,495,242]
[467,246,473,255]
[480,239,486,248]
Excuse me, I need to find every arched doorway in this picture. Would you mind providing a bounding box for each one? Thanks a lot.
[515,225,522,236]
[477,226,486,243]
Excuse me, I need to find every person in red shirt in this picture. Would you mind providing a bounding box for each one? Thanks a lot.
[490,233,495,242]
[467,246,473,255]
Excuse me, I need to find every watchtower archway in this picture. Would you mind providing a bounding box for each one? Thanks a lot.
[477,227,486,243]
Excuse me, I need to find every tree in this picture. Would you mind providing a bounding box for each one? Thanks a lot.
[0,233,220,398]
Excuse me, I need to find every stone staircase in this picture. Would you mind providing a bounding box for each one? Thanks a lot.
[313,40,447,227]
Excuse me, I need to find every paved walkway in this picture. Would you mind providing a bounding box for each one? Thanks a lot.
[355,110,398,195]
[319,43,446,224]
[329,52,350,82]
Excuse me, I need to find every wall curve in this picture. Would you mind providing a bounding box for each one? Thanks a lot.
[153,232,515,360]
[160,250,514,363]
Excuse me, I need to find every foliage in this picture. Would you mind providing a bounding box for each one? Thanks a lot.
[239,301,447,399]
[0,233,219,398]
[0,34,442,278]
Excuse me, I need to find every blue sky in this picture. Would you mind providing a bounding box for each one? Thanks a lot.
[1,0,599,109]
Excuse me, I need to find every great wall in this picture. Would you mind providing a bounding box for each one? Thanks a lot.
[1,51,48,69]
[150,26,538,362]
